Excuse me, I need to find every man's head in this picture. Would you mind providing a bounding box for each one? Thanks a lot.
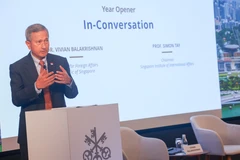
[25,23,50,60]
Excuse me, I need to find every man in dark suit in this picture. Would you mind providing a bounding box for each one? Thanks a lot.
[9,23,78,160]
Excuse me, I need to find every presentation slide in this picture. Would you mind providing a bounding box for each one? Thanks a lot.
[0,0,221,138]
[214,0,240,118]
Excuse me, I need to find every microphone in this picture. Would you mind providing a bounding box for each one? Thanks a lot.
[43,64,47,70]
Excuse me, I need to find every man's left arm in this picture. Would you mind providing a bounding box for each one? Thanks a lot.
[55,58,78,98]
[63,58,78,98]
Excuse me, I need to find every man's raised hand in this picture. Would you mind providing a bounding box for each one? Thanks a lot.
[55,65,72,85]
[36,70,55,89]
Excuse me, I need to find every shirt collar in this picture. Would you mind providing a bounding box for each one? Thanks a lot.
[30,52,47,65]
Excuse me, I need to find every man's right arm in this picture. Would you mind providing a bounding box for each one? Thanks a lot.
[34,82,42,94]
[9,64,39,107]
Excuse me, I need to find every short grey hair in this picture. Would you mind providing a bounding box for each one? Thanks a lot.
[25,23,49,41]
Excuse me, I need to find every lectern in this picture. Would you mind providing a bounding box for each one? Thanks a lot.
[25,103,122,160]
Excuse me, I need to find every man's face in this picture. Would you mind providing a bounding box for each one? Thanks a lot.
[25,30,49,60]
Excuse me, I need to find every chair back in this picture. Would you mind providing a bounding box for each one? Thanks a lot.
[190,115,225,155]
[120,127,141,160]
[191,115,228,142]
[120,127,169,160]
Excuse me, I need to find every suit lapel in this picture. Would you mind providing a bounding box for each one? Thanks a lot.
[47,54,56,73]
[24,53,38,82]
[46,54,57,90]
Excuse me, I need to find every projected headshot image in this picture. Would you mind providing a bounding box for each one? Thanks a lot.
[214,0,240,118]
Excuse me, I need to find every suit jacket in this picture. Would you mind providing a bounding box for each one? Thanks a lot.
[9,53,78,144]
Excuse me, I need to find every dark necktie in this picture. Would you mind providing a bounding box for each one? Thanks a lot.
[39,60,52,110]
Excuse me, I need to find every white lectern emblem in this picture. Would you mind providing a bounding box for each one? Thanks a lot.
[83,127,111,160]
